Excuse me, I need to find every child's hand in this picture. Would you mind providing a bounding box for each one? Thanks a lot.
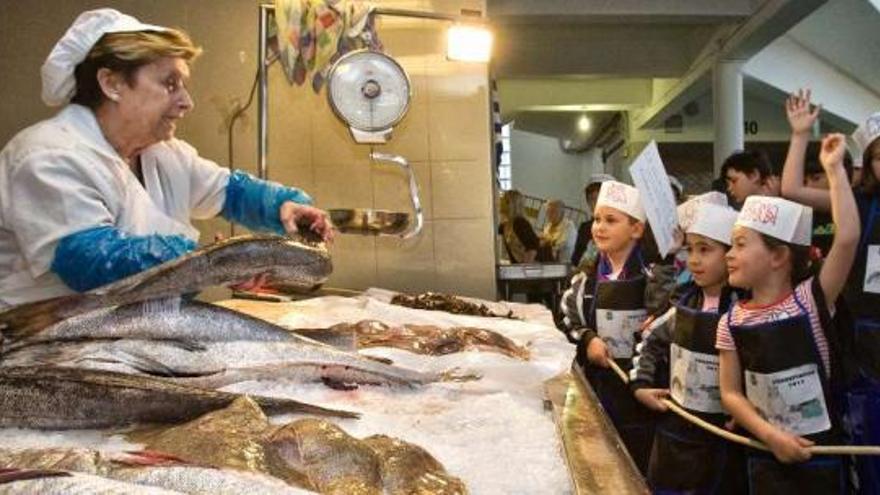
[586,338,610,367]
[786,88,820,135]
[634,388,670,412]
[819,133,847,171]
[764,428,814,464]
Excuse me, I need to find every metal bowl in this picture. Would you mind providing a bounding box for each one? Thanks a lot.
[329,208,410,236]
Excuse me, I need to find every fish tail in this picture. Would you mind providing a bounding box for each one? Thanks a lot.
[253,395,361,419]
[0,294,97,343]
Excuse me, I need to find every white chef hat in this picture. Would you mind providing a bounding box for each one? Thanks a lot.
[595,180,646,222]
[687,203,738,246]
[852,112,880,166]
[736,196,813,246]
[677,191,728,231]
[41,9,167,107]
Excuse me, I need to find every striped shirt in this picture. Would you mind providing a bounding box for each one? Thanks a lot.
[715,277,831,373]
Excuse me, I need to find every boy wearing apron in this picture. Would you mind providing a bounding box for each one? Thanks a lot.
[559,180,673,474]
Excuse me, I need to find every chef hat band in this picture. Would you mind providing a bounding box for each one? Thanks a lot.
[595,180,646,222]
[735,195,813,246]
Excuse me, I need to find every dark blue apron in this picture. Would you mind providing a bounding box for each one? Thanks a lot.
[844,195,880,494]
[649,287,745,494]
[578,250,656,475]
[729,288,845,495]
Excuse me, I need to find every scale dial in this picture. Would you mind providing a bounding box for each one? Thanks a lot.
[327,50,411,143]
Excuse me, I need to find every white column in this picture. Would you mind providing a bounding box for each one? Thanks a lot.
[713,60,745,177]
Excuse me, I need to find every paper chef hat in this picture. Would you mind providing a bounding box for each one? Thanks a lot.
[852,112,880,166]
[595,180,646,222]
[736,196,813,246]
[687,203,739,246]
[41,9,168,107]
[677,191,728,232]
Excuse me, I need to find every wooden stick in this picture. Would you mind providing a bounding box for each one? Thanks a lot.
[605,357,880,456]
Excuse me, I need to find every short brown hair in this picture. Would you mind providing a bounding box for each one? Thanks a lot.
[72,29,201,109]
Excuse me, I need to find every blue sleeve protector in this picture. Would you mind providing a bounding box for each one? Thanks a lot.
[220,170,313,235]
[51,226,197,292]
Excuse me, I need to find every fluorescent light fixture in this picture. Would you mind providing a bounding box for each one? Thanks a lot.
[577,115,591,133]
[446,24,492,62]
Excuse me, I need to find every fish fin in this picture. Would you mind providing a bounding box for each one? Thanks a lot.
[0,294,98,342]
[252,394,361,419]
[156,338,207,352]
[437,367,482,383]
[362,355,394,365]
[114,450,192,467]
[0,468,70,485]
[114,350,192,378]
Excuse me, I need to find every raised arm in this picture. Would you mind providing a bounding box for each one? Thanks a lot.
[818,133,860,306]
[780,89,832,212]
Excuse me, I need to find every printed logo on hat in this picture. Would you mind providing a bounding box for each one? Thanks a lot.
[735,196,812,246]
[740,200,779,227]
[606,182,629,205]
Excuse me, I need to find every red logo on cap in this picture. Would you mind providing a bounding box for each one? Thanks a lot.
[741,201,779,226]
[607,183,628,204]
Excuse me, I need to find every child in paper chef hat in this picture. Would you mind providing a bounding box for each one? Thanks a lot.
[558,180,676,474]
[629,201,746,492]
[716,134,858,491]
[780,91,880,490]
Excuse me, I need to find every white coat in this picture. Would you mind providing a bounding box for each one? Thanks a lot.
[0,104,230,307]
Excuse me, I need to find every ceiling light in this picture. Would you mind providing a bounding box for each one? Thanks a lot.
[446,25,492,63]
[577,115,591,133]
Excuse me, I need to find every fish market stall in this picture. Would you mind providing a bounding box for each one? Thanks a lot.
[0,288,647,494]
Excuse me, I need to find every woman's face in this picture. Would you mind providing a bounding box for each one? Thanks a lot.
[725,226,773,289]
[591,206,642,255]
[685,233,728,289]
[115,56,194,145]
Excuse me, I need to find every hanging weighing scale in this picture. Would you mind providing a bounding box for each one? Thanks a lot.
[324,50,423,239]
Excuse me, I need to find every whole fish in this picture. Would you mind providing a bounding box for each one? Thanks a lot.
[0,448,311,495]
[0,235,332,340]
[0,366,357,429]
[1,321,456,389]
[294,320,530,360]
[2,299,312,353]
[265,419,384,495]
[390,292,515,319]
[363,435,468,495]
[0,469,183,494]
[131,398,467,494]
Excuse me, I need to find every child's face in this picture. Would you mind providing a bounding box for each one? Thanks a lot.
[725,169,763,204]
[725,226,773,289]
[591,206,643,255]
[685,233,728,289]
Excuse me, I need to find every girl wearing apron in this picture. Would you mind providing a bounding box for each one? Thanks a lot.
[781,91,880,493]
[718,134,858,495]
[631,202,745,494]
[559,180,672,474]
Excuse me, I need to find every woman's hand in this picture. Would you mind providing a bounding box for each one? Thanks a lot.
[586,338,610,367]
[786,88,820,136]
[280,202,336,243]
[634,388,670,412]
[764,428,814,464]
[819,133,847,171]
